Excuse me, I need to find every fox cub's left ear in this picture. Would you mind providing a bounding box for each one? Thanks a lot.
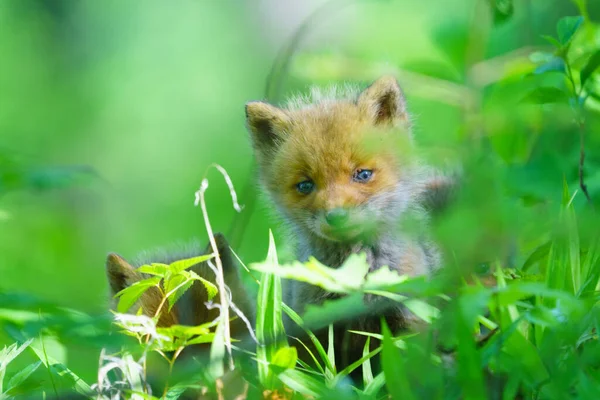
[245,101,290,153]
[106,253,140,295]
[358,75,408,126]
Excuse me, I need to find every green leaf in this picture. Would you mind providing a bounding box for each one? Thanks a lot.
[189,270,218,300]
[157,323,214,340]
[540,35,563,48]
[29,339,92,396]
[362,337,374,387]
[186,333,216,346]
[115,277,161,313]
[255,230,287,389]
[137,263,169,277]
[455,296,487,399]
[556,16,584,44]
[363,371,386,396]
[252,254,366,294]
[522,241,552,271]
[5,361,41,393]
[270,346,298,371]
[581,50,600,86]
[521,87,568,104]
[534,56,565,75]
[277,369,325,398]
[165,274,193,312]
[0,340,33,393]
[209,317,225,380]
[282,304,334,374]
[169,254,214,274]
[381,320,415,400]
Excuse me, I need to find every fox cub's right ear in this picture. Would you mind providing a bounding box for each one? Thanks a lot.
[245,102,290,152]
[106,253,139,295]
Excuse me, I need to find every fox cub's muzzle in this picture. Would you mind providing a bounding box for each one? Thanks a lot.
[325,207,349,227]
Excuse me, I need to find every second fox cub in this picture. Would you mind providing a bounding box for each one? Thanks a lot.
[105,233,253,339]
[246,75,446,364]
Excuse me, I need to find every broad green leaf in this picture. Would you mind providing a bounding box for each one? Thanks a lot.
[189,270,218,300]
[557,16,584,44]
[540,35,563,48]
[186,333,216,346]
[5,360,41,393]
[157,323,214,340]
[137,263,169,277]
[303,294,367,332]
[270,346,297,371]
[252,253,370,294]
[521,87,568,104]
[365,290,440,323]
[115,277,161,313]
[381,320,415,400]
[502,331,549,385]
[165,274,193,312]
[169,254,214,274]
[522,241,552,271]
[363,371,386,396]
[363,265,409,290]
[581,50,600,87]
[29,339,92,396]
[277,369,324,398]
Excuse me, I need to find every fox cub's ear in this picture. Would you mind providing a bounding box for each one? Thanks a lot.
[106,253,139,295]
[245,101,290,152]
[358,75,408,126]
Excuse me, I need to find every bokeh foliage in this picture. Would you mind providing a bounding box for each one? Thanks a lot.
[1,0,600,398]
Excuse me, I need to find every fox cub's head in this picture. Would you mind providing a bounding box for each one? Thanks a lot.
[105,234,236,328]
[246,76,422,243]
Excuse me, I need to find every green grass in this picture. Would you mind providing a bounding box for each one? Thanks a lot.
[2,1,600,399]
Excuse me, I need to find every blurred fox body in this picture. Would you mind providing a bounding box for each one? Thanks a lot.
[105,233,253,337]
[246,76,447,365]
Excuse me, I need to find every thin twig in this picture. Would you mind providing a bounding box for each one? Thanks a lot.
[194,164,243,371]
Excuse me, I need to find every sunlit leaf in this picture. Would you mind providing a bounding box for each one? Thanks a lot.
[137,263,169,277]
[165,274,193,312]
[169,254,214,274]
[115,277,161,313]
[557,16,584,44]
[270,346,297,371]
[189,270,218,301]
[255,230,287,389]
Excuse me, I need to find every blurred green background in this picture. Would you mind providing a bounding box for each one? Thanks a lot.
[1,0,599,384]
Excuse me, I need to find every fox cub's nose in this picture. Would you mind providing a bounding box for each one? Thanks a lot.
[325,208,349,227]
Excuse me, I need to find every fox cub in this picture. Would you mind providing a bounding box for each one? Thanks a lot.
[105,233,253,338]
[245,75,445,364]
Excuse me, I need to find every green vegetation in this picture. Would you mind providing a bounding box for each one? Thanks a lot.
[2,0,600,398]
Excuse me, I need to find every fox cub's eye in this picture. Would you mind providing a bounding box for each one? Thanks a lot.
[353,169,373,183]
[296,180,315,194]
